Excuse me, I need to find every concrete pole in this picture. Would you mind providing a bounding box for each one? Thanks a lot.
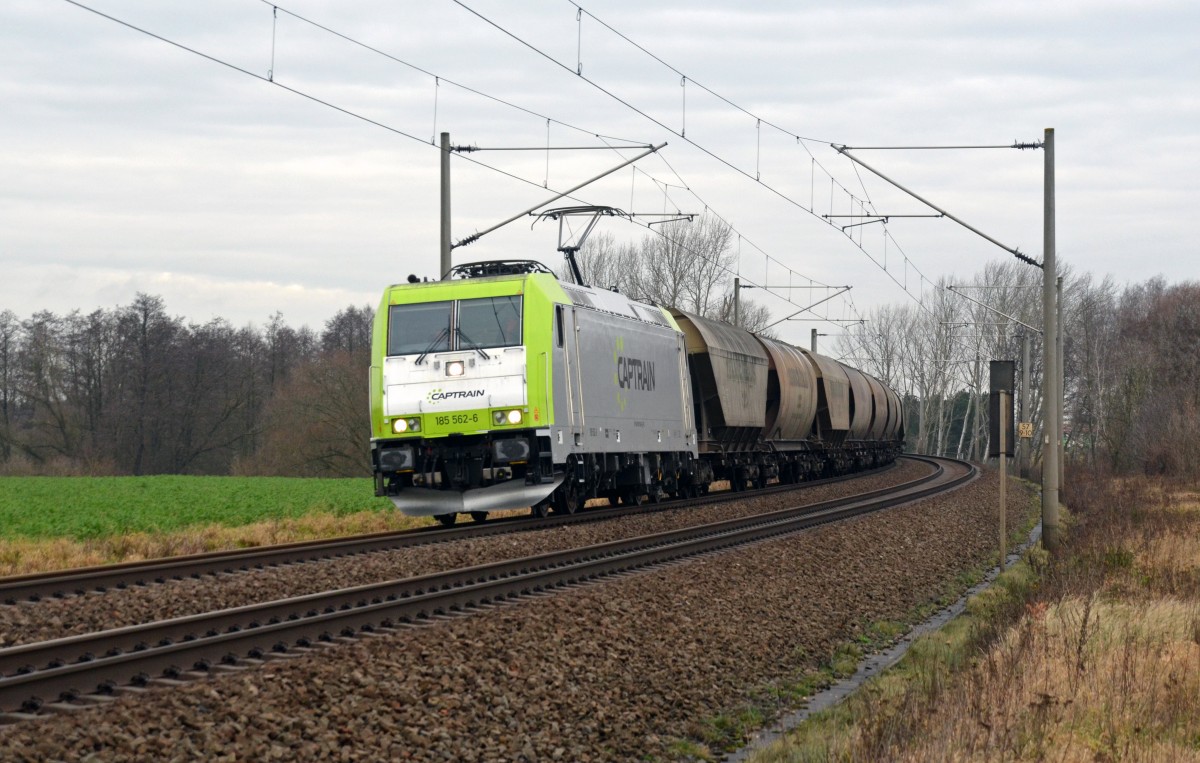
[1057,276,1065,488]
[1042,127,1060,553]
[811,328,818,353]
[733,277,740,326]
[1020,332,1031,478]
[440,132,451,279]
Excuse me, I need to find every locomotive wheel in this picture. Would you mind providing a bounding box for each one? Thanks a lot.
[553,485,580,515]
[470,511,489,523]
[435,513,457,527]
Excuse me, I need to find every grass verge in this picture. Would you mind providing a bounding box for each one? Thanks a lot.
[748,473,1200,761]
[664,484,1043,761]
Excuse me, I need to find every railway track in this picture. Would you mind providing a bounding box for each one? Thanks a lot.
[0,461,899,605]
[0,456,974,719]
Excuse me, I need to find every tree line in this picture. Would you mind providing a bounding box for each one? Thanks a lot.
[837,263,1200,478]
[0,294,373,477]
[3,221,1197,480]
[570,216,1200,478]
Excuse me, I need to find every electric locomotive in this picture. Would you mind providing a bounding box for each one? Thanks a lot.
[370,260,702,525]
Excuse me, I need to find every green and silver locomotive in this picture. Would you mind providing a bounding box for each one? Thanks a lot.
[370,260,703,525]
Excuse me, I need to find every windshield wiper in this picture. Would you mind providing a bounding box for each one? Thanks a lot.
[415,327,449,365]
[455,327,491,360]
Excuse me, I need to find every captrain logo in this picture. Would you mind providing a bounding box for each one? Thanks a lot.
[612,336,656,413]
[425,388,485,404]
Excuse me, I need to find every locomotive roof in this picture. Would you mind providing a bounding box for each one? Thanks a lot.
[556,281,674,329]
[383,272,677,330]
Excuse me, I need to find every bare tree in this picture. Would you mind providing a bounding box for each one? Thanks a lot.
[321,305,373,355]
[0,311,18,461]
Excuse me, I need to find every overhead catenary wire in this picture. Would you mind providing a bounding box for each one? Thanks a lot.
[593,137,859,320]
[259,0,650,148]
[553,5,1042,334]
[563,1,946,299]
[264,0,868,331]
[452,0,942,317]
[253,0,861,327]
[453,144,666,249]
[615,140,856,305]
[61,0,864,337]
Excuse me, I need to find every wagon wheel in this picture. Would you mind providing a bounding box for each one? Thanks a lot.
[530,500,552,519]
[435,513,457,527]
[624,490,642,507]
[470,511,489,523]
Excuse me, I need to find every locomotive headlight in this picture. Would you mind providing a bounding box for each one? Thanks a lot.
[506,409,523,425]
[493,411,505,425]
[392,418,408,434]
[446,361,465,377]
[407,417,421,432]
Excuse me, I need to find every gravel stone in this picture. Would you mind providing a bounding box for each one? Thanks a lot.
[0,465,1034,762]
[0,462,927,647]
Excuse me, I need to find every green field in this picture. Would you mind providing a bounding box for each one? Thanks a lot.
[0,476,396,541]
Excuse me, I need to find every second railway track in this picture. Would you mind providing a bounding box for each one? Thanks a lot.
[0,461,900,605]
[0,456,974,718]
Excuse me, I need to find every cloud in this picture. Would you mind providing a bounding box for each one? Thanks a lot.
[2,261,376,329]
[1,0,1197,346]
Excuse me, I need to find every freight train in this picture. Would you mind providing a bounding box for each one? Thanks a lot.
[369,260,904,525]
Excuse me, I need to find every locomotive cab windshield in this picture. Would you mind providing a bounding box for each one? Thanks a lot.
[386,296,522,357]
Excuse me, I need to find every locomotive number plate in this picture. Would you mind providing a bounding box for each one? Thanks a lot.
[435,413,480,427]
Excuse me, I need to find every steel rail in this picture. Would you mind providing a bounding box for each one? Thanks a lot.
[0,462,899,604]
[0,457,972,715]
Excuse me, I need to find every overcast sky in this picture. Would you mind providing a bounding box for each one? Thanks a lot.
[2,0,1197,345]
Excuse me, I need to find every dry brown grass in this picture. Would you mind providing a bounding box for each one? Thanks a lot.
[751,472,1200,762]
[885,595,1200,761]
[0,510,431,577]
